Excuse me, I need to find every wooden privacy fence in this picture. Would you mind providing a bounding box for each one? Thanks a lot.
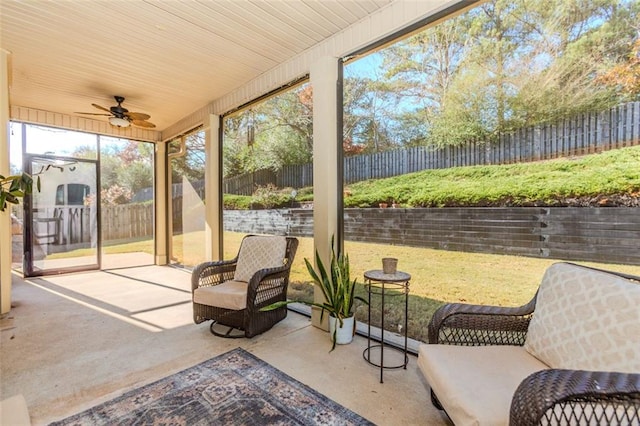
[223,165,314,194]
[223,207,640,265]
[277,163,313,189]
[226,101,640,193]
[342,101,640,183]
[102,204,153,241]
[223,169,277,196]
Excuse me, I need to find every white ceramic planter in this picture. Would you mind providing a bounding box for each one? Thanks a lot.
[329,315,355,345]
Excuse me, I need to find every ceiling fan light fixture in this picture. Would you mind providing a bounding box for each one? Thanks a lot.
[109,116,130,128]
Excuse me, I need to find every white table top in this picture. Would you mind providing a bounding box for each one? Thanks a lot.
[364,270,411,282]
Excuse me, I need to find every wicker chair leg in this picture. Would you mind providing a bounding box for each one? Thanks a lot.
[430,390,443,410]
[209,321,245,339]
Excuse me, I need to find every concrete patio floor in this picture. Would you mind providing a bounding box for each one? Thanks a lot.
[1,265,450,425]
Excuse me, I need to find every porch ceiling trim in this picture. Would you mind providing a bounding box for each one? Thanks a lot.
[10,106,162,143]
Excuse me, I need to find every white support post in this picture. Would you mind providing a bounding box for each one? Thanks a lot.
[310,56,340,330]
[205,114,221,260]
[154,142,168,265]
[0,49,12,314]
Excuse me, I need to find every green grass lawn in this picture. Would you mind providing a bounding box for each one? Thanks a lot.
[46,237,155,259]
[346,146,640,207]
[287,235,640,342]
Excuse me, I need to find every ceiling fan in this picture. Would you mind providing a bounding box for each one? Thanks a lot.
[76,96,156,128]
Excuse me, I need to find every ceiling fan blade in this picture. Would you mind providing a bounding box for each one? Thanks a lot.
[75,112,111,116]
[132,119,156,129]
[91,103,112,113]
[125,111,151,121]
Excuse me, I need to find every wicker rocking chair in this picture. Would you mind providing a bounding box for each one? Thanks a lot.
[191,235,298,338]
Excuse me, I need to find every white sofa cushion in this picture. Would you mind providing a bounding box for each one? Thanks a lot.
[524,262,640,373]
[193,280,248,310]
[233,236,287,282]
[418,344,548,426]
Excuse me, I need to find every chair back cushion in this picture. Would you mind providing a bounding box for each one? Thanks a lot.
[524,262,640,373]
[233,236,287,282]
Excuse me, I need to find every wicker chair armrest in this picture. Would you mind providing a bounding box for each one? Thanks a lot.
[247,264,292,299]
[191,259,238,291]
[428,297,536,346]
[510,369,640,426]
[250,264,291,286]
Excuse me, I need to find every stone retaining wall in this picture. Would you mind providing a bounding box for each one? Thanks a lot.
[223,207,640,265]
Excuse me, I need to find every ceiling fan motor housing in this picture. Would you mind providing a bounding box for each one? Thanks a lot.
[110,96,129,118]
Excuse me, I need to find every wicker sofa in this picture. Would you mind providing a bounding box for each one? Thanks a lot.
[418,262,640,426]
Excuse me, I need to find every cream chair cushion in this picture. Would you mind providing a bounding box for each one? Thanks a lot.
[233,236,287,282]
[193,280,248,310]
[524,262,640,373]
[418,345,548,426]
[0,394,30,426]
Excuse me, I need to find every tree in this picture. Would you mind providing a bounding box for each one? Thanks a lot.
[343,73,399,152]
[503,0,634,126]
[598,38,640,99]
[379,16,469,145]
[223,84,314,175]
[98,140,154,196]
[254,86,314,167]
[169,131,205,184]
[365,0,638,147]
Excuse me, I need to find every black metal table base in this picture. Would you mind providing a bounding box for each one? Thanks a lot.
[363,270,411,383]
[363,344,409,369]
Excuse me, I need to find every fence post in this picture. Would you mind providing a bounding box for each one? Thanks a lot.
[633,102,640,145]
[533,124,542,161]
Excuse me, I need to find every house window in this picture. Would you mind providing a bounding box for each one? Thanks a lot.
[67,184,90,205]
[54,184,89,206]
[55,185,65,206]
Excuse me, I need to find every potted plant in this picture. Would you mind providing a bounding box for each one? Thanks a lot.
[262,236,366,351]
[0,173,38,212]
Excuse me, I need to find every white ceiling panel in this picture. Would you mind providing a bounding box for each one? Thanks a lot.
[1,0,395,132]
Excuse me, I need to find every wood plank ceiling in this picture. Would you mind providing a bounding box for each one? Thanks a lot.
[1,0,392,131]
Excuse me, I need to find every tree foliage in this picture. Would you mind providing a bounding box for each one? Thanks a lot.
[598,38,640,99]
[363,0,638,147]
[100,140,154,196]
[221,0,638,172]
[223,85,313,177]
[169,131,205,184]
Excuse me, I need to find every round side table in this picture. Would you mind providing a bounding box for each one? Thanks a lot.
[362,269,410,383]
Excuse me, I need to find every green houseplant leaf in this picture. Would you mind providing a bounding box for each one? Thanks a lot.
[0,173,37,212]
[261,235,366,351]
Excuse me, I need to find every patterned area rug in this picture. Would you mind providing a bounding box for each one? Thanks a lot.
[50,348,373,425]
